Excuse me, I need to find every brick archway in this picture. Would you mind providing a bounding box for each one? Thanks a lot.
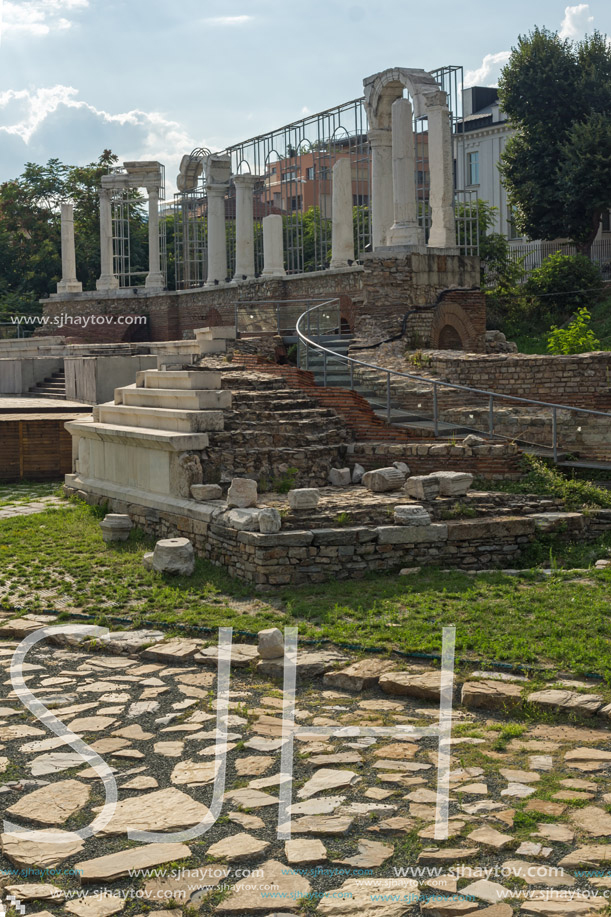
[339,294,356,332]
[430,301,481,351]
[202,307,223,327]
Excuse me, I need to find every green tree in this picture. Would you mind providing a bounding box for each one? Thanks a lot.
[498,28,611,255]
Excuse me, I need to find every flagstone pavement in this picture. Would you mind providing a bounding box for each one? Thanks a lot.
[0,618,609,916]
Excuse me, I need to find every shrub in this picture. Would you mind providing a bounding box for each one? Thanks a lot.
[524,252,603,322]
[547,307,601,354]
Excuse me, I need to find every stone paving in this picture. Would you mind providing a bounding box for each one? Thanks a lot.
[0,497,68,521]
[0,619,610,915]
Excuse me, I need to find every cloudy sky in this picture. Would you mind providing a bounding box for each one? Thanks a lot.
[0,0,608,195]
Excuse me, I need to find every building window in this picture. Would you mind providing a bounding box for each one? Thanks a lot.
[467,151,479,186]
[282,169,297,182]
[305,166,315,180]
[602,210,611,233]
[508,216,521,240]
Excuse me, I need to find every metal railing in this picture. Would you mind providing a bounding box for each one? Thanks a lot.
[295,302,611,463]
[0,322,34,340]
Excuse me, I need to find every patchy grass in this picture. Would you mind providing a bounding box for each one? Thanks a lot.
[476,454,611,511]
[0,480,62,508]
[1,495,611,678]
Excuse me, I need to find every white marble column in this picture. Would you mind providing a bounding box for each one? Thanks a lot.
[368,128,393,250]
[261,214,285,277]
[206,186,228,286]
[145,185,164,289]
[387,98,423,247]
[233,174,258,281]
[57,202,82,294]
[425,90,456,250]
[330,158,355,269]
[96,188,118,291]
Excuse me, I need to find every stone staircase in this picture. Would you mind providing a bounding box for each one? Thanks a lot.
[205,371,349,485]
[66,334,353,509]
[28,369,66,399]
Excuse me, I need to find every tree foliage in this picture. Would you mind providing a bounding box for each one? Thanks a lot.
[0,151,150,322]
[498,28,611,254]
[547,307,601,354]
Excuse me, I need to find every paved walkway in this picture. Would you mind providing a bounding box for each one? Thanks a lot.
[0,495,69,519]
[0,618,609,915]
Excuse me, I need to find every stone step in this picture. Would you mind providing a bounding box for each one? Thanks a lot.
[195,325,237,341]
[210,429,345,447]
[198,339,227,355]
[224,408,342,424]
[65,418,209,451]
[118,386,232,411]
[225,414,344,434]
[139,370,222,390]
[97,403,224,433]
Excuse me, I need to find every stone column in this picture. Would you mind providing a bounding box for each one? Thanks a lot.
[425,90,456,250]
[261,214,285,277]
[368,128,393,250]
[387,98,423,247]
[145,185,164,289]
[233,174,258,281]
[57,202,82,294]
[96,188,118,291]
[330,158,355,269]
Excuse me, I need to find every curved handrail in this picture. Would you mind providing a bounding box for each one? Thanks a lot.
[295,301,611,462]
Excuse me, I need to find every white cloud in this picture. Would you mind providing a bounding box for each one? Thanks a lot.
[464,51,511,88]
[0,0,88,38]
[201,15,253,26]
[0,85,198,195]
[559,3,594,39]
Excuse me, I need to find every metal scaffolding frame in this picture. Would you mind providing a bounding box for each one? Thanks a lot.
[172,66,477,289]
[110,164,167,288]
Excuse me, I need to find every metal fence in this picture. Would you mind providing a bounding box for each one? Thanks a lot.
[507,239,611,279]
[172,65,478,289]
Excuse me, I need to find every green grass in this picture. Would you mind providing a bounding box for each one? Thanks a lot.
[1,495,611,678]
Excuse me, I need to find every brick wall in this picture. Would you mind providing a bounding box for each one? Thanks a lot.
[427,351,611,410]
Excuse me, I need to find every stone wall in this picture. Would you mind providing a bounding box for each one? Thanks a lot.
[348,441,522,479]
[427,351,611,411]
[70,485,610,588]
[41,253,481,350]
[355,252,481,344]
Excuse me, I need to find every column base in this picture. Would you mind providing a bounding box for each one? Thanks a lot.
[261,269,286,279]
[232,273,256,283]
[96,275,119,292]
[57,280,83,294]
[145,272,165,290]
[386,223,424,247]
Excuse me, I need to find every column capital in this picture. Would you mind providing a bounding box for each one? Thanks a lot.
[424,89,449,111]
[206,181,228,196]
[232,173,260,187]
[368,128,393,148]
